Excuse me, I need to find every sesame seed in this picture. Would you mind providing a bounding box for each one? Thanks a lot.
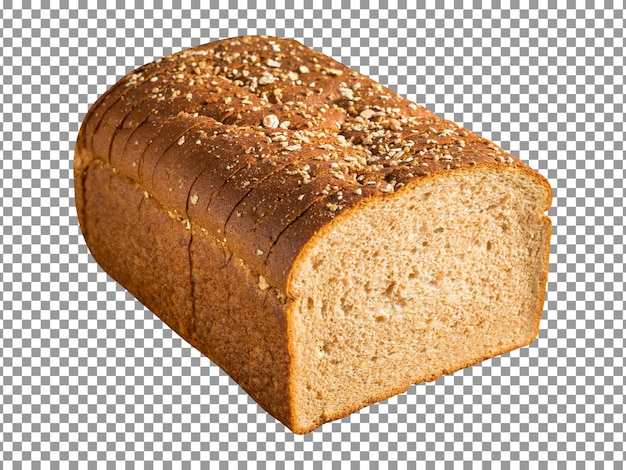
[299,65,310,73]
[266,58,281,68]
[256,249,264,256]
[190,194,199,205]
[178,136,185,145]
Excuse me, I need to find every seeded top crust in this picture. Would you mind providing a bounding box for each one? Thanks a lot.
[75,35,537,292]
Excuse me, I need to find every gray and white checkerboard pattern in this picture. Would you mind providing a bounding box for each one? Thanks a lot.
[2,1,624,466]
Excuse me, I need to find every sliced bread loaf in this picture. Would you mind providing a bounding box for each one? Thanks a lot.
[74,36,552,433]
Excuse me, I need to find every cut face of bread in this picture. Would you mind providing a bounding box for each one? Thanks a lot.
[287,165,551,433]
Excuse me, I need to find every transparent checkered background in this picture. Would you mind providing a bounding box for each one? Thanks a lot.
[2,1,624,467]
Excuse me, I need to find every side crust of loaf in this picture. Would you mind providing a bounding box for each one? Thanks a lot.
[75,35,552,433]
[79,155,294,429]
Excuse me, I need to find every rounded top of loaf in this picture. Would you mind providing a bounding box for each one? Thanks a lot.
[74,35,551,294]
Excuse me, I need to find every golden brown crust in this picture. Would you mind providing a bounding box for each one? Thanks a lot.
[79,156,295,429]
[76,35,548,293]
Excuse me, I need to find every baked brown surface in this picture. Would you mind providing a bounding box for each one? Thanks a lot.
[75,35,552,433]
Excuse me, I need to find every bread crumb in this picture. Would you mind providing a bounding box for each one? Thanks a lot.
[339,87,354,100]
[258,74,276,85]
[389,119,402,131]
[380,183,394,193]
[258,275,270,290]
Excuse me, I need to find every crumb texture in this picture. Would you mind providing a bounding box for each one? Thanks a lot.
[288,167,551,433]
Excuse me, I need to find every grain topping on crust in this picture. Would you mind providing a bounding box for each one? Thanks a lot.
[77,35,523,287]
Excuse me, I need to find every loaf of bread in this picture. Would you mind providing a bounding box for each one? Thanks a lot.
[74,36,552,433]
